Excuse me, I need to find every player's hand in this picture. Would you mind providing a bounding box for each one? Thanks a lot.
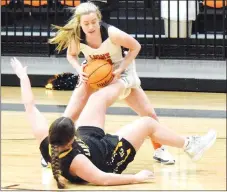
[112,67,124,81]
[11,57,28,79]
[78,64,89,83]
[134,170,154,183]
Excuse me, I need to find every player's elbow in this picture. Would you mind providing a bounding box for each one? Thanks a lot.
[92,174,112,186]
[136,42,141,53]
[97,174,119,186]
[66,48,77,60]
[100,178,113,186]
[93,180,108,186]
[102,180,111,186]
[131,41,141,54]
[24,100,35,112]
[66,52,73,61]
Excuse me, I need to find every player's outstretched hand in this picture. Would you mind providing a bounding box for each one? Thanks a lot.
[11,57,28,79]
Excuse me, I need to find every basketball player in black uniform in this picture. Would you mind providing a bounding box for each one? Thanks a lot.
[11,57,217,189]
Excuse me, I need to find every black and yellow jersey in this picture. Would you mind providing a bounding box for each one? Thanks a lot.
[39,126,136,183]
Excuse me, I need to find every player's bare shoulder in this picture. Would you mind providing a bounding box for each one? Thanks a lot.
[108,25,125,43]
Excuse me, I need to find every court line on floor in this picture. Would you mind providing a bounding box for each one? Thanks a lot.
[2,103,226,119]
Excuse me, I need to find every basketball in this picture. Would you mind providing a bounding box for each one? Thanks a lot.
[83,59,114,89]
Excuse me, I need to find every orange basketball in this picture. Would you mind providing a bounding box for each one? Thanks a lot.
[84,59,114,89]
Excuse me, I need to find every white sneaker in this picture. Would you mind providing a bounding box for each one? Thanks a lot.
[41,156,48,167]
[153,146,175,165]
[184,129,217,161]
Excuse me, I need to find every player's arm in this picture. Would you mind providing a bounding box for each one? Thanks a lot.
[108,26,141,71]
[11,57,48,144]
[66,39,81,72]
[70,154,153,186]
[66,39,88,82]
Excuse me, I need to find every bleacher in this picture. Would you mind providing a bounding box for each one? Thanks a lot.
[1,0,227,59]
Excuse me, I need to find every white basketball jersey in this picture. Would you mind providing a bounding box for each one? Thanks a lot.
[79,23,125,65]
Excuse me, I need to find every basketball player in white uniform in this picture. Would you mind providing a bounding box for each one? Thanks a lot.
[79,22,140,100]
[48,2,175,166]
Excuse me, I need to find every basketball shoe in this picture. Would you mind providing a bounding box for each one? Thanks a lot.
[153,146,175,165]
[41,156,48,167]
[184,129,217,161]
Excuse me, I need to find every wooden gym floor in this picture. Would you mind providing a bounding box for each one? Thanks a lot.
[1,87,226,190]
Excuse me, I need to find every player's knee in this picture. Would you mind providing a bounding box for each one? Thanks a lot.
[91,90,105,98]
[136,116,156,134]
[76,94,88,106]
[89,91,108,104]
[139,116,154,126]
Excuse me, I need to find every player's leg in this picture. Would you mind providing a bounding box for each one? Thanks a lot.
[114,116,216,161]
[76,80,125,130]
[63,82,95,122]
[120,59,175,164]
[124,87,175,164]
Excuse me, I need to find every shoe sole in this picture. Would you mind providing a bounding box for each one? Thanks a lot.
[153,156,175,165]
[41,164,48,167]
[192,130,217,161]
[41,158,48,167]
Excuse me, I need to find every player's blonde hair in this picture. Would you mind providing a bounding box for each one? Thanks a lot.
[49,2,102,53]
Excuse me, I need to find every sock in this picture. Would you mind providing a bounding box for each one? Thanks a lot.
[151,140,162,150]
[150,114,162,150]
